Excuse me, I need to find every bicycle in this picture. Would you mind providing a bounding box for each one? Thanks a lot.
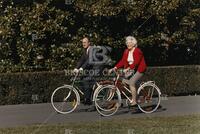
[51,72,111,114]
[94,70,161,116]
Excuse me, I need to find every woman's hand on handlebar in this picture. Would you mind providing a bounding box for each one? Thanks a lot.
[123,67,130,73]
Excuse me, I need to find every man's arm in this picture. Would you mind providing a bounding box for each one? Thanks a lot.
[81,57,90,69]
[76,53,85,69]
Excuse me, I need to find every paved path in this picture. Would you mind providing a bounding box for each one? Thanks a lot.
[0,96,200,128]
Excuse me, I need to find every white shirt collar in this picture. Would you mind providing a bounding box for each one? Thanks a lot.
[86,46,91,54]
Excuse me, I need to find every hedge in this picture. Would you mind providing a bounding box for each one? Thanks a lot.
[142,65,200,96]
[0,65,200,105]
[0,71,68,105]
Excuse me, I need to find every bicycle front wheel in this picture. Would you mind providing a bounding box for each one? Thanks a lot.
[51,85,80,114]
[137,82,161,113]
[94,85,122,117]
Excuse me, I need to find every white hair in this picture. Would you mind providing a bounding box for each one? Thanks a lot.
[126,36,137,47]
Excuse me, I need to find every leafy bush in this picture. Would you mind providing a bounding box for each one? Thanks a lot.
[0,65,199,105]
[0,0,199,73]
[143,65,200,96]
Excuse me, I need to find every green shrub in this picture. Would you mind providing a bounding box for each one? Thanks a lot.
[0,71,69,105]
[143,65,200,96]
[0,65,199,105]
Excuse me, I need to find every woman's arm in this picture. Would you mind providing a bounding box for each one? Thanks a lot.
[115,50,126,69]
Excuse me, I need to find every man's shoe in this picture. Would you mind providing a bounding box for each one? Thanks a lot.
[84,99,92,105]
[87,106,96,112]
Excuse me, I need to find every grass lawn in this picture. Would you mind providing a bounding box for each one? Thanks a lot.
[0,114,200,134]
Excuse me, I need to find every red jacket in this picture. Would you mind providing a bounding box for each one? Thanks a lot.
[115,48,147,73]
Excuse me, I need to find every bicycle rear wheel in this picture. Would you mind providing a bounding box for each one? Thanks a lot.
[94,85,122,116]
[137,82,161,113]
[51,85,79,114]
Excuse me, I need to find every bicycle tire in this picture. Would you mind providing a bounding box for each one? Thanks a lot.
[51,85,80,114]
[137,82,161,113]
[94,85,122,116]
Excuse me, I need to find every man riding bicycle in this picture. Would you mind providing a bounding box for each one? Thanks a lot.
[73,37,95,105]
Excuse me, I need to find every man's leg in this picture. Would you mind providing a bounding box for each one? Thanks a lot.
[82,76,94,105]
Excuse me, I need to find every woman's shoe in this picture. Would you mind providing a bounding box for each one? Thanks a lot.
[129,103,138,108]
[129,100,138,108]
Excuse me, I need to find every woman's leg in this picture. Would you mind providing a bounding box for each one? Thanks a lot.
[129,72,143,105]
[122,71,144,105]
[129,86,137,105]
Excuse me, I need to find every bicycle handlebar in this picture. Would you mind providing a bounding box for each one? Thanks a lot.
[111,69,134,85]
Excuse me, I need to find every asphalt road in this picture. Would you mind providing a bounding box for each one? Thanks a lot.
[0,96,200,128]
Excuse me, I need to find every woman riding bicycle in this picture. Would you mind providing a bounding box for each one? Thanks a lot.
[109,36,147,106]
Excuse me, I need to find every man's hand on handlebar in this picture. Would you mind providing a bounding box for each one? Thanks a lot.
[73,68,83,74]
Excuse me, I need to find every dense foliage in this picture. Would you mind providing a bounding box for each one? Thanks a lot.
[0,66,199,105]
[0,0,199,72]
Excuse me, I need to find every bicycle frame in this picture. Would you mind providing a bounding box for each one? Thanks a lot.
[71,72,105,102]
[112,71,133,103]
[51,72,111,114]
[94,71,162,116]
[111,71,161,104]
